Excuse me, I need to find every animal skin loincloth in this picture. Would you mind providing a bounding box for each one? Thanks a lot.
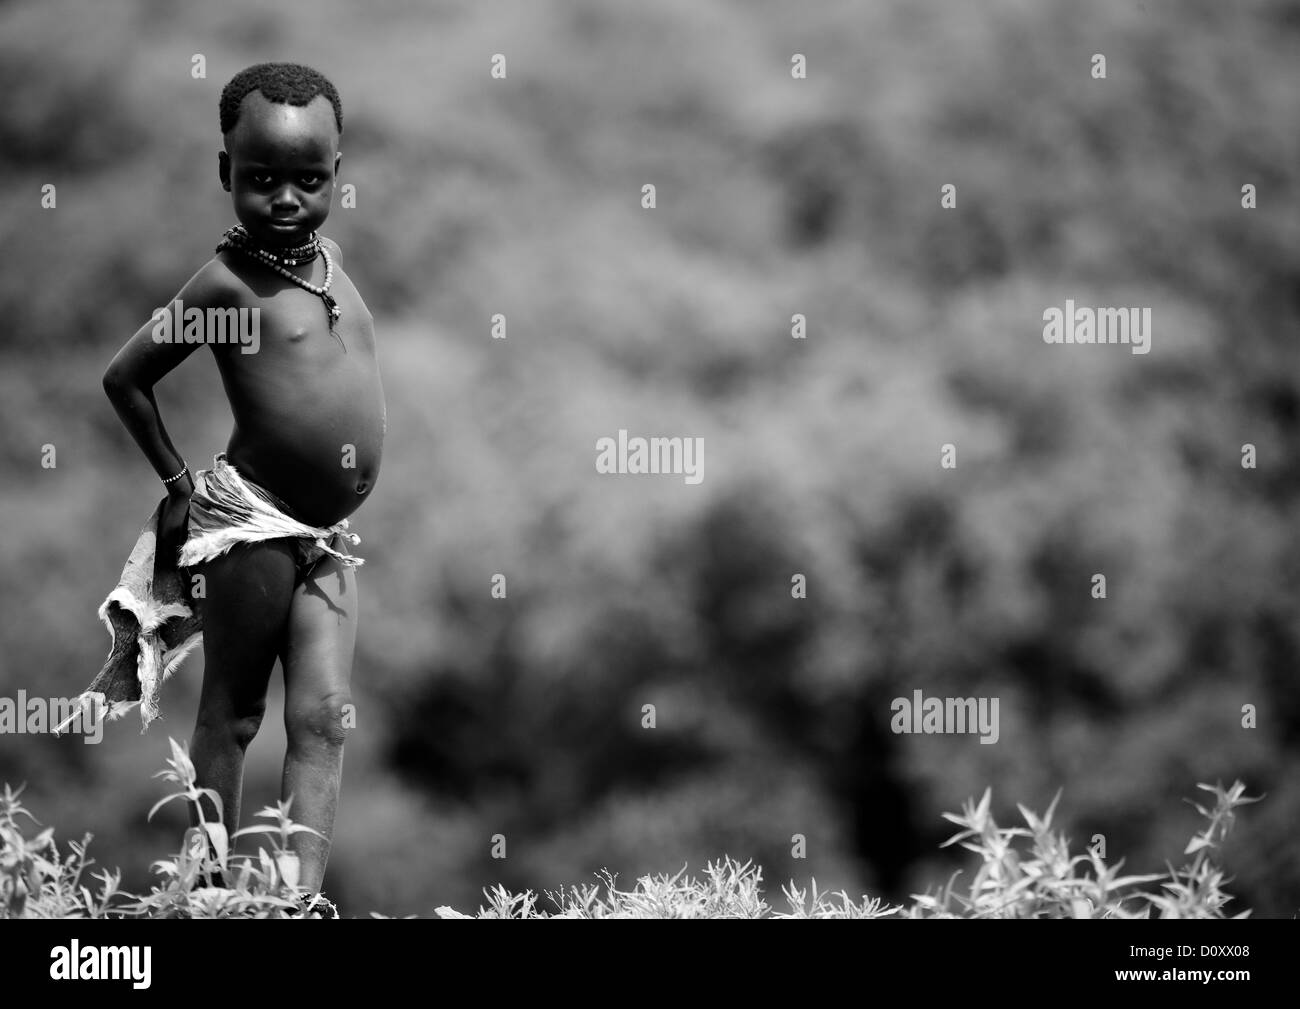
[58,453,361,734]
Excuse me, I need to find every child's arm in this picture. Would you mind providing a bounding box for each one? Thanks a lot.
[103,261,235,561]
[102,261,234,482]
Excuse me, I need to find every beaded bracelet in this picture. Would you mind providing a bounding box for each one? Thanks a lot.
[161,462,190,486]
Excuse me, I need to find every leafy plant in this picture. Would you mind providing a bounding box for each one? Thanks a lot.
[0,745,1260,919]
[438,781,1259,919]
[122,738,328,919]
[0,783,124,919]
[906,781,1260,919]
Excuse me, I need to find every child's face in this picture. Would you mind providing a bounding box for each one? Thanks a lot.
[219,91,341,248]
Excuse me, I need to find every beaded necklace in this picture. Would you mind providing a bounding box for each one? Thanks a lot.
[216,225,344,346]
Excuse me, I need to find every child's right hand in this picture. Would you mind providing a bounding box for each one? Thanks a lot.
[156,478,193,574]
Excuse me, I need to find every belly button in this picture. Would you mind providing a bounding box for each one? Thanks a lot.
[356,480,369,495]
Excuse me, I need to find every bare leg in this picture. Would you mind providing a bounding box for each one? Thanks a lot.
[279,551,358,893]
[189,541,297,843]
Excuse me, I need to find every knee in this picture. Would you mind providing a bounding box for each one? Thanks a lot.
[286,690,351,749]
[197,703,266,750]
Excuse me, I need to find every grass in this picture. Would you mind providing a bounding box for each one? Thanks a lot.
[0,738,1260,919]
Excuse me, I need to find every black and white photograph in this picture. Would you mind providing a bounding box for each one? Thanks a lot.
[0,0,1295,986]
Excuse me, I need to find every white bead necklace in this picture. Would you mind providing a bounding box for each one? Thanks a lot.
[216,226,344,345]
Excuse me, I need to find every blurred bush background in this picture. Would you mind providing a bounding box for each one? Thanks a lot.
[1,0,1297,916]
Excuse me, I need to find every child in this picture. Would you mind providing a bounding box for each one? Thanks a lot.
[97,62,386,914]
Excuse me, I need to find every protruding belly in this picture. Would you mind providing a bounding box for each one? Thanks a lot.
[224,364,385,527]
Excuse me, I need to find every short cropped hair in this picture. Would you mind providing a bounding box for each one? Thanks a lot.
[219,62,343,136]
